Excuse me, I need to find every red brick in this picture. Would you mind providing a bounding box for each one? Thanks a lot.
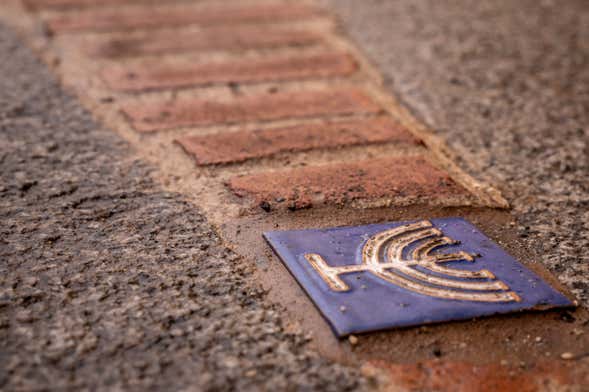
[122,88,382,133]
[227,156,467,210]
[46,3,321,34]
[368,360,585,392]
[91,26,322,58]
[24,0,150,10]
[177,117,421,165]
[101,52,357,92]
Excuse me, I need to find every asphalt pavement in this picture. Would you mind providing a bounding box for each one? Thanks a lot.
[0,25,366,391]
[324,0,589,304]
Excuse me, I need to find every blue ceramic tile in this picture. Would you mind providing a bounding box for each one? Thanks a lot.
[264,218,573,337]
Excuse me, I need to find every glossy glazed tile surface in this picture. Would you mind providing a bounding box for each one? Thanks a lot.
[265,218,573,337]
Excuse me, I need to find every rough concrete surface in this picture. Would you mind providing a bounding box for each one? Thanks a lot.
[323,0,589,304]
[0,25,366,391]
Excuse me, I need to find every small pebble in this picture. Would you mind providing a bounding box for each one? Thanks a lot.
[535,336,542,343]
[560,352,574,360]
[339,305,347,313]
[348,335,358,345]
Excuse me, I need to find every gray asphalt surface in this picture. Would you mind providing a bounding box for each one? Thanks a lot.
[0,25,366,391]
[324,0,589,304]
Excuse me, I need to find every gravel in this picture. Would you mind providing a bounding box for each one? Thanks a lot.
[0,24,366,391]
[324,0,589,304]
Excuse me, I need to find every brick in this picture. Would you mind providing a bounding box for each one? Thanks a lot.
[91,26,322,58]
[24,0,150,10]
[228,156,467,209]
[122,88,382,133]
[101,52,357,92]
[177,117,420,165]
[46,3,321,34]
[368,360,584,392]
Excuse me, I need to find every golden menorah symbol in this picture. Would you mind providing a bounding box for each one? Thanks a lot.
[304,220,521,302]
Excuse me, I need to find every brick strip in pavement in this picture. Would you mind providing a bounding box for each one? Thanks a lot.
[90,26,323,58]
[24,0,152,10]
[228,156,468,210]
[176,117,421,165]
[122,89,383,132]
[45,3,322,34]
[0,0,560,388]
[368,359,584,392]
[101,52,357,92]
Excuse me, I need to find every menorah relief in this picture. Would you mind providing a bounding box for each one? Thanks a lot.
[304,220,521,302]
